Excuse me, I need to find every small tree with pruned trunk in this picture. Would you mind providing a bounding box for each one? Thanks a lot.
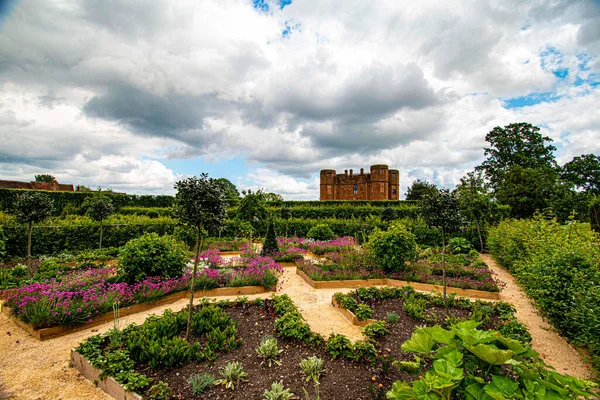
[174,174,227,341]
[84,194,115,249]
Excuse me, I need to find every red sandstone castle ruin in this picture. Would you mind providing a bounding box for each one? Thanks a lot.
[320,164,399,201]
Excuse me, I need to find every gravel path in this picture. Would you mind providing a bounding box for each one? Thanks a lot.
[480,254,594,379]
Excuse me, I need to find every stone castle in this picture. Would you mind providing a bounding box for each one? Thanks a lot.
[320,164,399,201]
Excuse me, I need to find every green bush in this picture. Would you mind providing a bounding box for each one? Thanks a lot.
[117,233,190,283]
[368,223,417,272]
[0,226,6,261]
[447,237,473,254]
[590,196,600,232]
[306,223,335,241]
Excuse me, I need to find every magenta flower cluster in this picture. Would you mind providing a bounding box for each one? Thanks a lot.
[309,236,357,255]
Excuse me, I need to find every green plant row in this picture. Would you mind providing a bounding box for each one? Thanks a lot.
[0,188,174,216]
[263,200,418,208]
[226,204,420,220]
[488,215,600,371]
[118,207,174,217]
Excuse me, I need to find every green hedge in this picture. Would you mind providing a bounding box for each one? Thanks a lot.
[119,206,174,217]
[263,200,418,207]
[591,196,600,233]
[0,189,174,216]
[488,216,600,370]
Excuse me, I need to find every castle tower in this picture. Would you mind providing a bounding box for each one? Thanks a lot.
[388,169,399,200]
[369,164,388,200]
[320,169,336,200]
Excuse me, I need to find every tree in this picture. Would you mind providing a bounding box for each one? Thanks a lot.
[590,196,600,233]
[34,174,55,183]
[13,192,54,274]
[419,188,462,311]
[454,171,501,252]
[264,192,284,203]
[495,166,557,219]
[405,180,436,201]
[478,122,558,190]
[214,178,241,206]
[237,189,268,222]
[174,174,227,341]
[261,220,279,256]
[84,195,115,249]
[561,154,600,193]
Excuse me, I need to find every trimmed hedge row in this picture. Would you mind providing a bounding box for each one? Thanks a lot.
[264,200,417,207]
[261,205,419,220]
[0,189,174,216]
[119,206,174,217]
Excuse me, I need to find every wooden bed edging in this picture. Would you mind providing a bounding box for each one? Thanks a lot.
[1,285,270,341]
[71,349,142,400]
[296,268,500,300]
[331,297,376,327]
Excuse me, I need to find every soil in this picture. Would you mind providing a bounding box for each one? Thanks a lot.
[480,254,594,379]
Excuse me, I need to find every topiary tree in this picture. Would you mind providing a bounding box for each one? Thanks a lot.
[84,194,115,249]
[307,223,335,241]
[117,233,189,283]
[13,192,53,274]
[380,207,398,222]
[262,220,279,256]
[420,188,463,311]
[174,173,227,341]
[368,222,417,273]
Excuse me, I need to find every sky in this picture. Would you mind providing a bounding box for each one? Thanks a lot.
[0,0,599,199]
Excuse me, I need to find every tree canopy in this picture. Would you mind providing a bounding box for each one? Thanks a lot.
[561,154,600,193]
[405,179,437,201]
[175,174,227,233]
[214,178,241,205]
[34,174,56,183]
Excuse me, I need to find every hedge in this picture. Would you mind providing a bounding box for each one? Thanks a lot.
[119,206,174,217]
[591,196,600,233]
[263,200,418,208]
[0,189,174,216]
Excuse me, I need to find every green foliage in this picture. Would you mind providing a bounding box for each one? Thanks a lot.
[306,223,335,241]
[380,207,398,222]
[0,226,6,261]
[263,381,295,400]
[405,180,436,201]
[262,220,279,256]
[590,195,600,232]
[188,373,215,395]
[447,237,473,254]
[368,222,417,272]
[256,336,283,367]
[488,216,600,369]
[145,381,172,400]
[419,189,462,235]
[83,195,115,222]
[237,189,268,222]
[274,312,312,341]
[363,321,390,339]
[13,192,54,225]
[386,312,399,324]
[561,153,600,193]
[117,233,189,283]
[354,304,374,321]
[215,361,248,390]
[299,356,325,383]
[214,178,240,206]
[34,174,56,183]
[174,174,227,234]
[115,370,152,393]
[496,166,558,219]
[352,339,377,362]
[325,333,353,359]
[387,321,597,399]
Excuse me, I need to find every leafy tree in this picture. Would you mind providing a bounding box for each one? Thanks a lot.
[591,196,600,233]
[419,188,462,310]
[561,154,600,193]
[495,166,557,219]
[262,220,279,256]
[34,174,55,183]
[405,180,436,201]
[368,223,417,273]
[454,171,501,252]
[478,122,558,190]
[174,174,227,341]
[84,195,115,249]
[264,192,284,203]
[13,192,54,274]
[214,178,241,206]
[549,183,592,222]
[237,189,268,222]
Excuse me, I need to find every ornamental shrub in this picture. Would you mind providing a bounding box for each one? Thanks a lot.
[117,233,189,283]
[306,223,335,241]
[447,237,473,254]
[262,220,279,256]
[367,223,417,272]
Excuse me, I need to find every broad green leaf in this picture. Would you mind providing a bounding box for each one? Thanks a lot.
[432,359,463,382]
[386,381,417,400]
[521,379,547,400]
[464,344,515,365]
[434,346,463,365]
[484,375,519,399]
[412,379,443,399]
[495,337,528,355]
[456,328,499,346]
[465,383,494,400]
[418,325,455,344]
[402,332,436,354]
[451,320,481,331]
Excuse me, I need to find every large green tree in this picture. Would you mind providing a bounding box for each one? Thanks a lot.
[13,192,54,274]
[478,122,558,190]
[174,174,227,341]
[495,166,557,219]
[419,188,463,310]
[34,174,56,183]
[214,178,241,205]
[561,154,600,193]
[405,179,436,201]
[84,195,115,249]
[237,189,268,222]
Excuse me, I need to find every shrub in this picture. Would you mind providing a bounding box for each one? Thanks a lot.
[306,223,335,241]
[263,381,295,400]
[386,312,399,324]
[117,233,189,283]
[447,237,473,254]
[188,373,215,395]
[354,304,374,321]
[262,220,279,256]
[363,321,390,338]
[146,381,172,400]
[256,336,283,367]
[215,361,248,390]
[368,223,417,272]
[299,356,325,383]
[325,333,353,359]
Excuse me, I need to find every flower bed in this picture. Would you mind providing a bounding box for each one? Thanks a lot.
[309,236,357,255]
[72,294,596,399]
[2,257,282,331]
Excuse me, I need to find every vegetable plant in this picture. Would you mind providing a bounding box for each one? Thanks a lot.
[263,381,295,400]
[256,336,283,367]
[215,361,248,390]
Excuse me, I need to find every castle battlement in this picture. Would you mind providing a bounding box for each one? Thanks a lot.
[320,165,399,200]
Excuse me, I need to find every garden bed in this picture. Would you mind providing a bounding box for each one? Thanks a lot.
[296,266,500,300]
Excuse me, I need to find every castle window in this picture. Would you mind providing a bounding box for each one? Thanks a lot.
[392,173,396,179]
[327,173,332,178]
[380,183,384,193]
[392,188,397,194]
[380,168,384,173]
[354,184,358,194]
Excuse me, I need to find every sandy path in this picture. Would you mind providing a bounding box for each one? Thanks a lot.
[480,254,593,379]
[0,267,361,399]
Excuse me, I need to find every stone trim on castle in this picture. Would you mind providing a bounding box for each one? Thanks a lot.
[320,164,399,201]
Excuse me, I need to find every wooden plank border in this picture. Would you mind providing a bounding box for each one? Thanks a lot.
[71,349,142,400]
[2,285,270,341]
[331,296,376,327]
[296,268,500,300]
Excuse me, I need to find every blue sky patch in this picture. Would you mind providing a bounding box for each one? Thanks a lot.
[502,92,559,109]
[163,156,249,184]
[282,20,301,37]
[253,0,293,12]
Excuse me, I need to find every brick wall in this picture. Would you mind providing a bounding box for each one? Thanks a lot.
[319,165,400,201]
